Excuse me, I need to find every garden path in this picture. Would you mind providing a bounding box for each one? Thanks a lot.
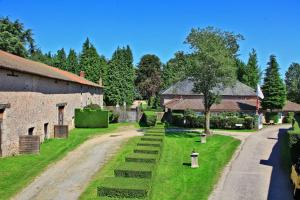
[13,126,142,200]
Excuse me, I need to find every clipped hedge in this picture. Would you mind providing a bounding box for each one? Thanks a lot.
[139,111,157,127]
[171,113,254,129]
[114,163,155,179]
[98,177,150,198]
[125,153,159,163]
[137,140,163,148]
[134,146,161,155]
[283,112,294,123]
[140,136,164,142]
[75,109,109,128]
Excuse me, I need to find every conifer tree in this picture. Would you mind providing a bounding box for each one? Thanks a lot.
[243,49,261,88]
[79,38,107,83]
[261,55,286,110]
[53,48,67,70]
[104,46,135,105]
[66,49,79,74]
[235,58,247,83]
[285,63,300,103]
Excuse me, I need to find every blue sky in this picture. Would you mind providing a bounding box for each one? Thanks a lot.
[0,0,299,76]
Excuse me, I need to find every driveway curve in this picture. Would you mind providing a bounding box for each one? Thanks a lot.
[13,126,142,200]
[209,124,293,200]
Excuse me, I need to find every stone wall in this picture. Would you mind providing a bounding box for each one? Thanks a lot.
[0,69,103,157]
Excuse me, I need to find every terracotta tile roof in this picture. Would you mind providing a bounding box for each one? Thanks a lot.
[0,50,102,88]
[165,98,257,112]
[283,101,300,112]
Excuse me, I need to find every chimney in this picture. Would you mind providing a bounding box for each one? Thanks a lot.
[79,71,85,78]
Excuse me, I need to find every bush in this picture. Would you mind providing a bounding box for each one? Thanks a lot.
[288,131,300,164]
[265,112,279,123]
[84,103,101,110]
[125,153,159,163]
[244,117,255,129]
[109,111,119,123]
[171,113,184,126]
[283,112,294,123]
[114,163,155,179]
[139,111,157,127]
[75,109,109,128]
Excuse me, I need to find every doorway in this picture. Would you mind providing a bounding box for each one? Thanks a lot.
[44,123,49,140]
[58,106,64,125]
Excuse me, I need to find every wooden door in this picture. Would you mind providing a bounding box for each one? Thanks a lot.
[58,106,64,125]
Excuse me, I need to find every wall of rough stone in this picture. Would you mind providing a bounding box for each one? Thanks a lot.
[0,69,103,157]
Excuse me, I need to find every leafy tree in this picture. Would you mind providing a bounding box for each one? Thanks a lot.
[285,63,300,103]
[261,55,286,110]
[186,26,243,134]
[235,58,247,83]
[53,48,67,70]
[0,17,35,57]
[66,49,79,74]
[136,54,162,106]
[243,49,261,88]
[105,46,135,105]
[79,38,107,83]
[30,49,53,66]
[162,51,191,89]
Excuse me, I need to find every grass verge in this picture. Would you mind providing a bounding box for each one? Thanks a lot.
[0,122,136,200]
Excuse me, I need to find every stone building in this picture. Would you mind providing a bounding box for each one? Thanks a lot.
[0,50,103,157]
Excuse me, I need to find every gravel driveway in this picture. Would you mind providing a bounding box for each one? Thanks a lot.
[209,124,293,200]
[13,126,142,200]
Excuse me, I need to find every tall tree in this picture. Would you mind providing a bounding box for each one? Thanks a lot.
[104,46,135,105]
[243,49,261,88]
[285,63,300,103]
[0,17,35,57]
[136,54,162,106]
[186,26,243,134]
[261,55,286,110]
[235,58,247,83]
[53,48,67,70]
[79,38,107,83]
[30,48,53,65]
[162,51,191,89]
[66,49,79,74]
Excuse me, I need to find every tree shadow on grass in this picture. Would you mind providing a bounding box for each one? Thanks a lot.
[260,128,293,200]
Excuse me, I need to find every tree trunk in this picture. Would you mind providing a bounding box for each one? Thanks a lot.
[204,109,211,134]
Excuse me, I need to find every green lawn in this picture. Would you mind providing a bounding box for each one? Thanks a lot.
[80,126,240,200]
[0,122,136,200]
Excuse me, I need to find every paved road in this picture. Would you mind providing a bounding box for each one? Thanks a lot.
[13,126,142,200]
[209,125,293,200]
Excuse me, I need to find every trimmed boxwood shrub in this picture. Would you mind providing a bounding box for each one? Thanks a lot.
[139,111,157,127]
[75,108,109,128]
[109,111,119,123]
[244,117,255,129]
[137,141,162,148]
[98,177,150,198]
[134,146,161,155]
[114,163,155,179]
[288,130,300,164]
[125,153,159,163]
[140,136,164,142]
[283,112,294,123]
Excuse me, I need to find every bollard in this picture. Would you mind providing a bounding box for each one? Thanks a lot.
[191,152,199,168]
[200,133,207,144]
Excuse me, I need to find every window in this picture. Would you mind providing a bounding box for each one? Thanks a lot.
[28,127,34,136]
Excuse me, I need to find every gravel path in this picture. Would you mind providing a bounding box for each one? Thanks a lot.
[209,124,293,200]
[13,126,142,200]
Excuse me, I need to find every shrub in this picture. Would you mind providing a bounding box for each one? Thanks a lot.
[288,130,300,164]
[265,112,279,123]
[74,109,109,128]
[114,163,155,179]
[125,153,159,163]
[171,113,184,126]
[134,146,161,155]
[139,111,157,127]
[84,103,101,109]
[283,112,294,123]
[244,117,255,129]
[109,111,119,123]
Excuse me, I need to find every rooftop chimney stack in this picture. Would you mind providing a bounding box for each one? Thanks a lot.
[79,71,85,78]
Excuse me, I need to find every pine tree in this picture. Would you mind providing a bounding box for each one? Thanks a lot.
[285,63,300,103]
[79,38,107,83]
[261,55,286,110]
[66,49,79,74]
[135,54,162,106]
[104,46,135,105]
[243,49,261,88]
[53,48,67,70]
[235,58,247,83]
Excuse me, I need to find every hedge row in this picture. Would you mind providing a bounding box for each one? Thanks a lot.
[139,111,157,127]
[171,113,255,129]
[98,125,165,199]
[288,113,300,164]
[74,108,109,128]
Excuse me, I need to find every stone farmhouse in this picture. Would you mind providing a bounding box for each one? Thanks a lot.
[161,78,300,116]
[0,50,103,157]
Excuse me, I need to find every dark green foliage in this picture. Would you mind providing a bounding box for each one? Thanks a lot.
[104,46,135,105]
[162,51,191,89]
[109,111,119,123]
[265,112,279,123]
[134,146,161,154]
[242,49,261,88]
[97,177,150,198]
[171,113,184,126]
[137,141,162,148]
[66,49,79,74]
[135,54,162,105]
[236,58,247,83]
[283,112,294,123]
[29,49,53,66]
[53,48,67,70]
[79,38,107,83]
[140,136,163,142]
[114,163,155,179]
[74,109,109,128]
[244,117,255,129]
[285,63,300,103]
[0,17,35,57]
[288,131,300,164]
[139,111,157,127]
[261,55,286,110]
